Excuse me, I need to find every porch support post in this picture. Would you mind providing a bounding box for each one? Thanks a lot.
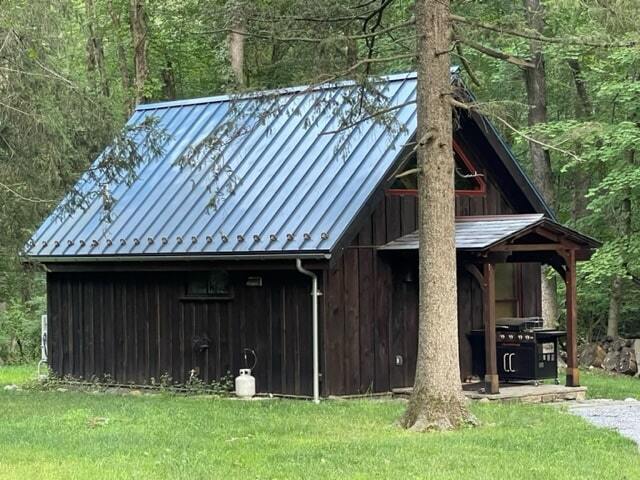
[483,262,499,394]
[565,249,580,387]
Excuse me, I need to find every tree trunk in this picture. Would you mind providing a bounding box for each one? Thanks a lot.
[85,0,110,96]
[522,0,557,329]
[107,0,133,114]
[161,58,177,100]
[227,1,246,87]
[541,273,558,327]
[346,37,358,68]
[607,178,632,337]
[129,0,149,104]
[567,58,592,220]
[400,0,473,432]
[607,275,622,338]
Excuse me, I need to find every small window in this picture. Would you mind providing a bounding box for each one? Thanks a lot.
[495,263,518,319]
[387,142,486,195]
[186,270,232,298]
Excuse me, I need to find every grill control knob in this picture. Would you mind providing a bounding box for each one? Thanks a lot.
[499,334,505,340]
[508,334,514,340]
[524,335,531,340]
[518,334,523,340]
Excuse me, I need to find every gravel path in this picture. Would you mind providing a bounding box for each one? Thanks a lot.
[569,399,640,446]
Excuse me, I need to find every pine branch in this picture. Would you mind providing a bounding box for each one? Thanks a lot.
[451,14,638,48]
[448,97,582,162]
[0,181,53,204]
[456,37,535,69]
[453,43,481,86]
[246,1,398,24]
[212,18,415,44]
[320,99,417,135]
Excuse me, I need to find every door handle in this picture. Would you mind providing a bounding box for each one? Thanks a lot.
[508,353,516,373]
[503,353,517,373]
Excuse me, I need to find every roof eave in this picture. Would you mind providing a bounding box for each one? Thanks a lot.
[22,251,332,264]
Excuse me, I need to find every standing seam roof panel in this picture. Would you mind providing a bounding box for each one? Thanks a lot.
[180,90,345,253]
[23,73,536,259]
[64,105,195,255]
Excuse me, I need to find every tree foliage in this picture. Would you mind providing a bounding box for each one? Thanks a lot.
[1,0,640,351]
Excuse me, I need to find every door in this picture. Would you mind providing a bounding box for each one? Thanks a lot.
[389,262,419,389]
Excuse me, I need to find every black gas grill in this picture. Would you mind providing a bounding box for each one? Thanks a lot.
[469,317,565,384]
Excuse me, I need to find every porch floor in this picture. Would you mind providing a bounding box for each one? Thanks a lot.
[392,382,587,403]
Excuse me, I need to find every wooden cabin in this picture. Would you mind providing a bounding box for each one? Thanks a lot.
[25,72,598,398]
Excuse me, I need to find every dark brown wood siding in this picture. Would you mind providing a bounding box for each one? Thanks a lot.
[47,270,316,396]
[321,138,542,395]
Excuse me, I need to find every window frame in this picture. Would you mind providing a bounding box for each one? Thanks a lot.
[385,140,487,197]
[494,263,522,319]
[182,270,234,301]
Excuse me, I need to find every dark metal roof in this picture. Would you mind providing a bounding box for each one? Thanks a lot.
[26,73,418,260]
[25,71,555,262]
[379,214,600,252]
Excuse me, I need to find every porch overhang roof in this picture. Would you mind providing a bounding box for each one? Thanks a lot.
[378,214,600,260]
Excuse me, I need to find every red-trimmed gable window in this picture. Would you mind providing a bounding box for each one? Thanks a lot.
[387,141,486,196]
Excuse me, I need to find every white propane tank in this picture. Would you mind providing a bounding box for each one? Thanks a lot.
[235,369,256,399]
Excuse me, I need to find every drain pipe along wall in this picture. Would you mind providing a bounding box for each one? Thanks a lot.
[295,259,320,404]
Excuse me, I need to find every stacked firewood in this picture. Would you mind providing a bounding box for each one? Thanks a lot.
[579,338,640,376]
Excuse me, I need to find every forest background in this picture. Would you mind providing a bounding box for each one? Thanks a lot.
[0,0,638,363]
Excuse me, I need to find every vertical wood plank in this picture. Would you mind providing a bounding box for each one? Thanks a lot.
[400,196,417,235]
[283,280,299,394]
[389,268,405,389]
[126,281,137,383]
[105,279,116,380]
[158,279,172,382]
[404,271,419,386]
[269,286,283,393]
[372,199,390,392]
[343,246,360,393]
[84,278,94,380]
[296,278,314,397]
[170,278,182,384]
[457,270,473,380]
[325,260,345,395]
[133,280,143,385]
[358,218,375,393]
[385,195,402,241]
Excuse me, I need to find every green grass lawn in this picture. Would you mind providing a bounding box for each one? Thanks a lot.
[1,366,639,480]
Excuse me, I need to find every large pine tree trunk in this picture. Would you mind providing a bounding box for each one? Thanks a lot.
[107,0,133,114]
[567,58,592,220]
[129,0,149,104]
[85,0,110,97]
[522,0,557,329]
[227,0,245,87]
[161,58,177,99]
[400,0,472,432]
[607,275,622,338]
[608,189,632,337]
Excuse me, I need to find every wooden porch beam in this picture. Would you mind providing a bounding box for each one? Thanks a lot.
[565,249,579,387]
[483,263,499,394]
[548,257,567,281]
[492,243,565,252]
[533,227,561,242]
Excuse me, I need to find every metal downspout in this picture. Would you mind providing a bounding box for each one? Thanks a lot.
[296,259,320,404]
